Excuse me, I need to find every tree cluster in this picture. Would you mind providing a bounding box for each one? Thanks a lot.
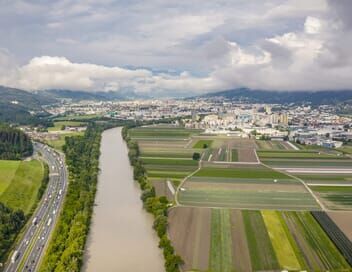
[122,126,184,272]
[0,202,25,264]
[0,124,33,160]
[39,125,102,272]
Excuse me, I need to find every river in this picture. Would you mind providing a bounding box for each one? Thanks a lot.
[82,127,164,271]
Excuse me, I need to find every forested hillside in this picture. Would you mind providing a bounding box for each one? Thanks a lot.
[0,124,33,159]
[0,86,53,125]
[0,202,25,263]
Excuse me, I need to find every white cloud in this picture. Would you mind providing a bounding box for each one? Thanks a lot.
[304,16,322,34]
[1,0,352,94]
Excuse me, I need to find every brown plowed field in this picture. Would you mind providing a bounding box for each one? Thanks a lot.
[168,207,211,271]
[152,180,174,201]
[230,210,252,271]
[327,211,352,241]
[238,148,258,162]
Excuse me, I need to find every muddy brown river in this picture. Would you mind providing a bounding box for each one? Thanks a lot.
[83,127,164,271]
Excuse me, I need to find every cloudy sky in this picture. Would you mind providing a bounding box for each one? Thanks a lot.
[0,0,352,95]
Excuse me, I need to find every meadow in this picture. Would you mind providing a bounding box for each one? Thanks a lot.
[0,159,45,214]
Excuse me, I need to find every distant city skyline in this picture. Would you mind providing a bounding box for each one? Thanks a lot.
[1,0,352,94]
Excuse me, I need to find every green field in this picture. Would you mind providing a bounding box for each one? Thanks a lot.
[262,159,352,168]
[258,150,347,160]
[193,140,213,149]
[141,158,198,166]
[0,159,44,214]
[0,160,21,194]
[256,140,288,150]
[262,210,301,270]
[285,212,350,270]
[194,166,290,179]
[243,210,279,270]
[48,121,86,132]
[310,186,352,209]
[45,131,84,150]
[129,127,202,138]
[231,149,238,162]
[210,209,233,272]
[178,189,319,210]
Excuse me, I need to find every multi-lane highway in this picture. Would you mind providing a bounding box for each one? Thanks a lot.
[4,142,68,272]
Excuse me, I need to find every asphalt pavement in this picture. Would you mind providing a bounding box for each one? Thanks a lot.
[4,142,68,272]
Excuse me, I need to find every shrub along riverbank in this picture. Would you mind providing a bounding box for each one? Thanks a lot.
[122,126,184,272]
[39,125,102,271]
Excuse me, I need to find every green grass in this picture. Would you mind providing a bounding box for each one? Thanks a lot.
[210,209,233,272]
[262,159,352,168]
[0,160,44,214]
[45,131,84,150]
[178,189,319,210]
[148,170,192,179]
[0,160,21,195]
[193,140,213,149]
[242,210,279,270]
[231,149,238,162]
[141,158,198,166]
[293,212,350,269]
[194,166,290,179]
[48,121,86,132]
[310,186,352,208]
[129,127,202,138]
[261,210,301,270]
[258,150,347,160]
[54,114,102,121]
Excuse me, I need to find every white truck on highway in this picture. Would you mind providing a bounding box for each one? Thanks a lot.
[11,251,20,263]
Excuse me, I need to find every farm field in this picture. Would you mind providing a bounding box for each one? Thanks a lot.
[256,140,297,150]
[258,150,348,160]
[45,131,84,150]
[194,165,290,179]
[168,207,351,271]
[0,159,44,214]
[193,140,213,149]
[131,127,352,271]
[128,126,203,139]
[263,159,352,168]
[230,149,238,162]
[327,211,352,241]
[310,186,352,210]
[48,121,86,131]
[295,173,352,185]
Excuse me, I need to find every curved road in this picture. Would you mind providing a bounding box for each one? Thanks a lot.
[4,142,68,272]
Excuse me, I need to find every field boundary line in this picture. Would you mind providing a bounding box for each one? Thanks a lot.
[286,141,300,150]
[261,162,327,211]
[174,153,204,206]
[254,148,260,163]
[211,161,260,165]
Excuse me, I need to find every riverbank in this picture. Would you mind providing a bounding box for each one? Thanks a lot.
[122,126,183,272]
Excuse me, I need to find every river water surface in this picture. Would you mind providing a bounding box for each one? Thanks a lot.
[83,127,164,271]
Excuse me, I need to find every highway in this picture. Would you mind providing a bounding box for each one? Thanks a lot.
[4,142,68,272]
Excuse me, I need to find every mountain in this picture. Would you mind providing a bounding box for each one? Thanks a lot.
[0,86,54,124]
[199,88,352,105]
[43,89,150,101]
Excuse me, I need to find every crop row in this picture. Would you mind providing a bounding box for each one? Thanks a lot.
[311,211,352,266]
